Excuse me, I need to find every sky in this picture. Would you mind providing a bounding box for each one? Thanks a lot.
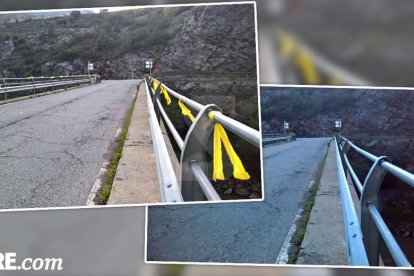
[0,6,140,15]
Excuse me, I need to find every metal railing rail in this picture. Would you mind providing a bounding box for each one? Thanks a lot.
[0,76,95,101]
[144,75,260,202]
[334,136,369,266]
[336,135,413,267]
[144,81,184,203]
[262,133,294,146]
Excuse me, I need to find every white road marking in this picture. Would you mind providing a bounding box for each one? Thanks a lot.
[86,127,122,206]
[275,180,314,264]
[86,161,110,206]
[276,208,302,264]
[114,128,122,140]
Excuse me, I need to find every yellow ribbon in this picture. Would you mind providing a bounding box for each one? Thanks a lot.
[295,49,320,85]
[150,78,171,105]
[209,111,250,181]
[152,79,160,92]
[212,123,250,181]
[178,100,195,122]
[279,32,295,59]
[329,75,342,86]
[160,86,172,105]
[278,31,320,85]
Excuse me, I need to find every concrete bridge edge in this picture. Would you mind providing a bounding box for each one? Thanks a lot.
[296,139,348,265]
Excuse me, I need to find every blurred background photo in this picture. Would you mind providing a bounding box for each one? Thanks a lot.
[3,0,414,87]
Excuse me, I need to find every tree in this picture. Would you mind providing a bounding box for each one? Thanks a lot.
[96,29,111,51]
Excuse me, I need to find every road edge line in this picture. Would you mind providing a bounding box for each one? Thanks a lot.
[86,161,110,206]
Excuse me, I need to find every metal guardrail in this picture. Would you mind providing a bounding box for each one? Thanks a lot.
[276,30,372,86]
[0,76,96,101]
[144,75,260,202]
[262,133,295,146]
[335,135,413,267]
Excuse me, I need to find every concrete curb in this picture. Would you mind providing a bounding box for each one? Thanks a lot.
[107,82,161,204]
[297,139,348,265]
[276,138,331,264]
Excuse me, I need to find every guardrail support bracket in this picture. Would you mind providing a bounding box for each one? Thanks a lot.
[180,104,222,201]
[361,156,391,266]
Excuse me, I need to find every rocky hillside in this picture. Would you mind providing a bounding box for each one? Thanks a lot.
[261,87,414,138]
[261,87,414,248]
[0,5,257,79]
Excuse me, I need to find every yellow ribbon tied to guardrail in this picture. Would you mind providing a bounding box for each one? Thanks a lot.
[150,76,250,182]
[152,78,160,91]
[277,31,320,85]
[209,111,250,181]
[178,100,195,122]
[151,78,172,105]
[160,86,172,105]
[329,75,342,86]
[279,33,295,59]
[295,49,320,85]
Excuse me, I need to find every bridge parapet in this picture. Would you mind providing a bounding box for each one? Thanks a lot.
[144,76,260,203]
[335,135,413,267]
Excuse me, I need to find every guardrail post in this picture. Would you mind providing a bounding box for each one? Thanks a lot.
[180,104,222,201]
[146,76,162,121]
[338,136,362,197]
[153,83,162,122]
[341,140,351,177]
[360,156,390,265]
[1,78,7,100]
[32,78,36,95]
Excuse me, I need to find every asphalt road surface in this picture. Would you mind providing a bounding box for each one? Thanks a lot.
[0,80,138,209]
[147,138,331,263]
